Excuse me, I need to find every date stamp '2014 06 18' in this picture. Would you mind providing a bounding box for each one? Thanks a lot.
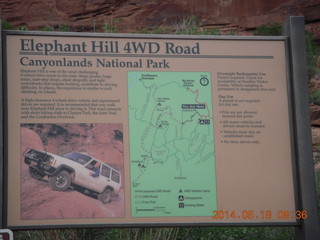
[212,210,308,221]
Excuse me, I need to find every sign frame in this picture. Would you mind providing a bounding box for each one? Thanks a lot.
[0,16,318,239]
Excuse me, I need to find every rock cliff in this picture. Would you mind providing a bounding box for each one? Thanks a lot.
[0,0,319,38]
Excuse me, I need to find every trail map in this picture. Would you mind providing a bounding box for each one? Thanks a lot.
[128,71,217,217]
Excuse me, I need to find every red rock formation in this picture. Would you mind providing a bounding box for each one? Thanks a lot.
[0,0,319,38]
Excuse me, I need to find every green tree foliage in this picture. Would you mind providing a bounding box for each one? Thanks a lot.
[40,24,70,32]
[254,22,282,36]
[170,15,233,36]
[59,24,70,32]
[310,89,320,105]
[41,26,55,31]
[172,15,199,35]
[1,20,14,30]
[1,20,28,30]
[139,26,168,34]
[306,31,320,77]
[14,226,294,240]
[202,28,221,35]
[16,25,28,31]
[102,18,120,33]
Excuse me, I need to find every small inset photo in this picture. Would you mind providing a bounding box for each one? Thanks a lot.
[20,123,124,220]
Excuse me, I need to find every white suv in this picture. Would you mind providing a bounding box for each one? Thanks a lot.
[24,149,121,203]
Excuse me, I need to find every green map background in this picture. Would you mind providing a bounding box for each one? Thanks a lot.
[128,71,217,217]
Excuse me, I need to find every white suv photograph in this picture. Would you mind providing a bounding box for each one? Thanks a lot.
[24,149,121,204]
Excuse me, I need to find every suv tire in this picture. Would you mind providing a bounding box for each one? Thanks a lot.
[29,167,45,180]
[49,170,71,191]
[98,188,113,204]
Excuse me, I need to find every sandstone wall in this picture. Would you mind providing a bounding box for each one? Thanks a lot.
[0,0,319,38]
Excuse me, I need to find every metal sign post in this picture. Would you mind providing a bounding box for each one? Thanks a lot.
[0,15,3,230]
[283,16,320,240]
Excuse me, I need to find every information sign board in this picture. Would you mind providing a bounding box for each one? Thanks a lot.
[3,32,298,228]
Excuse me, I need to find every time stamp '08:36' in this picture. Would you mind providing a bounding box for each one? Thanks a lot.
[212,210,308,220]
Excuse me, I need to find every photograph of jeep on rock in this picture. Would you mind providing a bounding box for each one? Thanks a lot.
[24,149,121,204]
[20,123,124,220]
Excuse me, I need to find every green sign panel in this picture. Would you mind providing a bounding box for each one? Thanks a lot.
[128,72,217,217]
